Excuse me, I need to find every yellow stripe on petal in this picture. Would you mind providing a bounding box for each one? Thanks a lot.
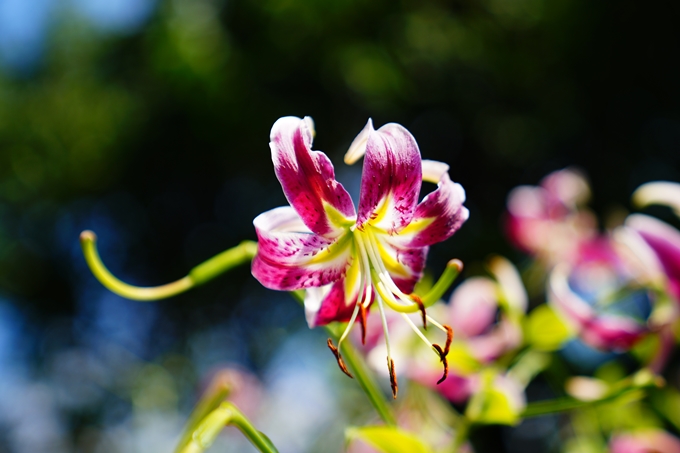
[370,232,409,278]
[397,216,435,236]
[343,253,362,297]
[323,202,356,230]
[308,232,353,265]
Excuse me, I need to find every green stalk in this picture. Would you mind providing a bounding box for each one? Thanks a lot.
[289,291,396,426]
[522,368,663,418]
[174,374,234,453]
[179,402,278,453]
[80,230,256,301]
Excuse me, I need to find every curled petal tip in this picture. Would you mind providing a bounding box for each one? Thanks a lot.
[344,118,374,165]
[421,160,450,184]
[632,181,680,215]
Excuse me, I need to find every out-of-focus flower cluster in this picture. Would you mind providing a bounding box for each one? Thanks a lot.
[347,170,680,452]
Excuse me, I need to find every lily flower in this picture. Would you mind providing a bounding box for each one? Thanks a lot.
[505,168,596,266]
[252,116,469,396]
[548,237,660,351]
[629,181,680,301]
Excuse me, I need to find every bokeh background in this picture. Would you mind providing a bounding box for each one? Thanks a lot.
[0,0,679,451]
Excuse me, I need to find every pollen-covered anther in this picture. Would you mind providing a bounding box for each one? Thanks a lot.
[327,338,353,378]
[412,294,427,329]
[432,344,449,385]
[358,303,368,345]
[387,357,398,399]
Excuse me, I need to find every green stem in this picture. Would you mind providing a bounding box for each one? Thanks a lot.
[80,230,256,300]
[451,417,470,453]
[179,402,278,453]
[289,291,396,426]
[174,373,234,453]
[340,339,397,426]
[522,368,663,418]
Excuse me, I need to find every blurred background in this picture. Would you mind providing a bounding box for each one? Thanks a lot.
[0,0,678,451]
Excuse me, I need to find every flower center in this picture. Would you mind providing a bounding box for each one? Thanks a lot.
[326,225,454,398]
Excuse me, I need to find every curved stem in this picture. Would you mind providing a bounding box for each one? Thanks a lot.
[179,402,278,453]
[80,230,257,301]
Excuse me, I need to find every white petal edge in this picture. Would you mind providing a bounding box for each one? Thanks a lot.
[632,181,680,218]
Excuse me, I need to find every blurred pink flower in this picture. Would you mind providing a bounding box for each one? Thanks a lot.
[626,214,680,301]
[548,237,658,351]
[364,257,527,406]
[506,168,596,265]
[610,429,680,453]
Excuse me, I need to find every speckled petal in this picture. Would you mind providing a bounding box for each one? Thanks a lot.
[356,123,422,232]
[270,116,356,238]
[392,168,469,248]
[252,207,352,291]
[304,263,368,327]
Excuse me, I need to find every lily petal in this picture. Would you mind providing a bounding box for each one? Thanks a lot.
[626,214,680,299]
[252,207,352,291]
[373,232,428,293]
[632,181,680,218]
[344,118,373,165]
[449,278,499,338]
[356,123,423,232]
[270,116,356,238]
[393,168,469,248]
[549,264,647,351]
[304,266,367,327]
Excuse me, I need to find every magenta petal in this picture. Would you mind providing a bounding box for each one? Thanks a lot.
[627,214,680,299]
[356,123,422,232]
[304,279,361,327]
[581,316,647,351]
[252,207,352,291]
[449,278,499,338]
[397,171,469,248]
[549,264,646,351]
[270,116,356,238]
[375,233,428,294]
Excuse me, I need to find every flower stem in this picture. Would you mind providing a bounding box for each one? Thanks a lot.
[289,291,396,426]
[80,230,257,300]
[174,372,235,453]
[340,338,397,425]
[178,402,278,453]
[522,368,663,418]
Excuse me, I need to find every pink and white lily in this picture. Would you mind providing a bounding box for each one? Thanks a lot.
[505,168,596,265]
[548,237,660,351]
[252,116,469,394]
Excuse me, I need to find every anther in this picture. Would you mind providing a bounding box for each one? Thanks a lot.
[412,294,427,329]
[358,304,368,345]
[443,324,453,355]
[327,338,353,378]
[432,344,449,385]
[387,357,398,399]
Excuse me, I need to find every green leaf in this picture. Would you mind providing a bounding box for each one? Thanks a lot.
[346,426,433,453]
[467,386,520,425]
[525,304,572,351]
